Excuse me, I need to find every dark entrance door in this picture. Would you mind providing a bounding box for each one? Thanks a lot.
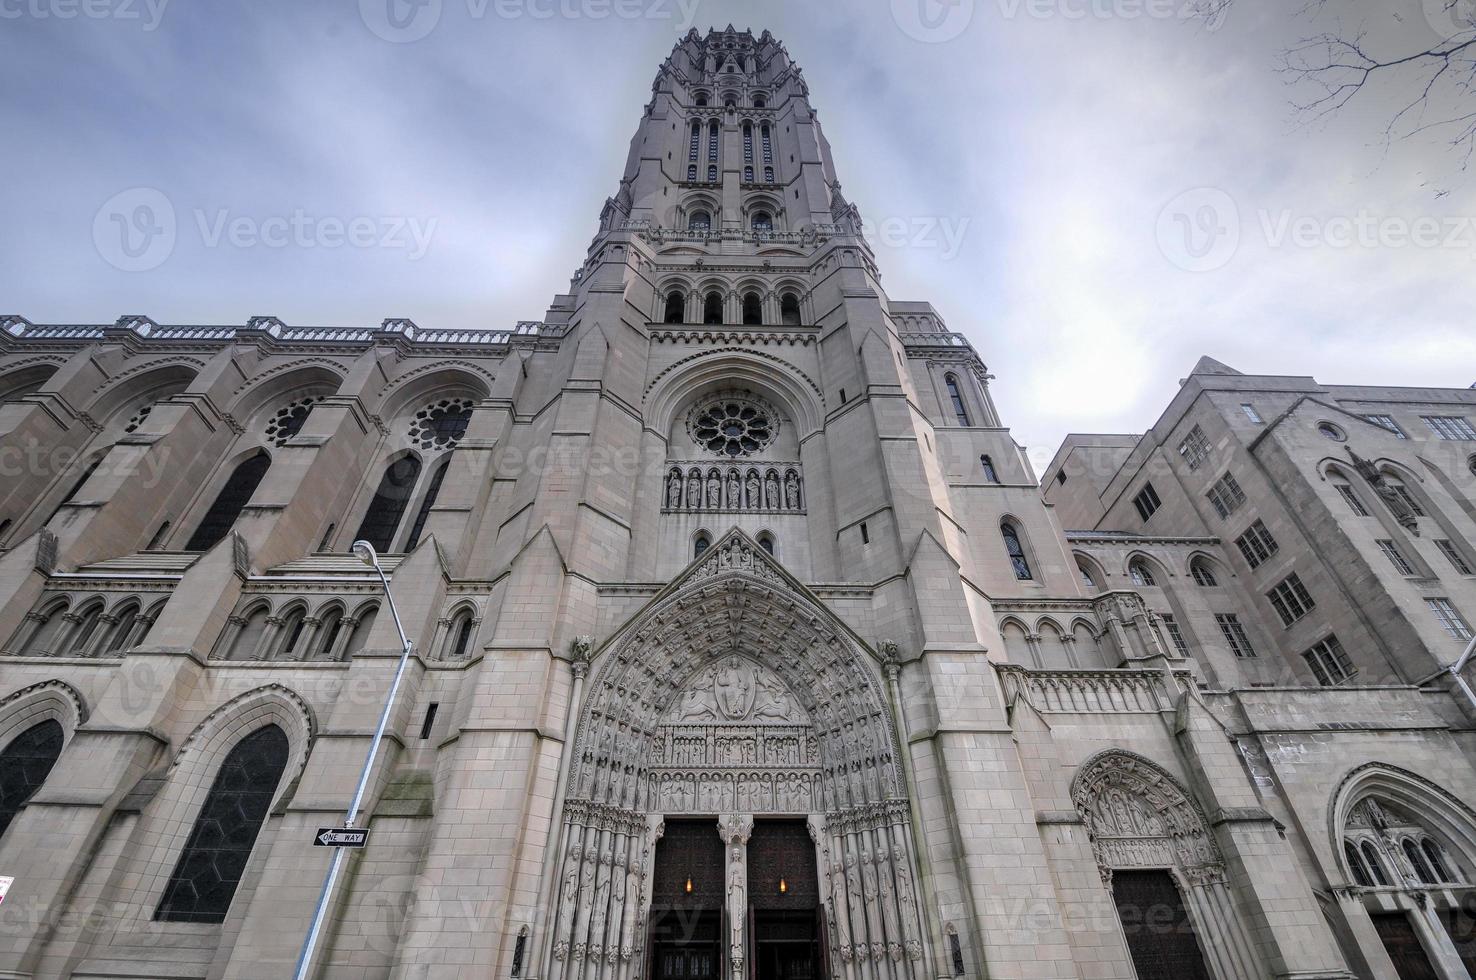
[748,821,821,980]
[1373,912,1440,980]
[1110,869,1212,980]
[651,820,725,980]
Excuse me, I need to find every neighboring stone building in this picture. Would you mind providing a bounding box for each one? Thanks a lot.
[0,25,1470,980]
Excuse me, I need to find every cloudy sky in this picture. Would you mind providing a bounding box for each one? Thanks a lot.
[2,0,1473,474]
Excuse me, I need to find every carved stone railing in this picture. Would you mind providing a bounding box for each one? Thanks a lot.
[996,664,1182,714]
[0,315,568,350]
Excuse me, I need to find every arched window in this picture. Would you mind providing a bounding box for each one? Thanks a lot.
[695,94,708,107]
[688,210,711,233]
[945,374,971,426]
[102,602,140,656]
[1361,841,1390,885]
[404,456,451,553]
[779,293,801,326]
[743,123,753,164]
[1077,559,1097,590]
[1400,838,1436,883]
[742,292,763,325]
[224,604,271,661]
[687,164,698,181]
[1344,840,1373,887]
[67,600,105,655]
[274,606,308,660]
[1423,839,1454,882]
[343,604,378,658]
[14,599,68,656]
[353,456,423,553]
[753,95,766,108]
[689,120,701,158]
[703,292,723,325]
[707,164,718,182]
[664,290,686,323]
[1128,560,1157,587]
[310,607,344,661]
[0,719,64,839]
[751,211,772,234]
[693,533,711,559]
[707,121,719,162]
[764,167,774,183]
[761,124,773,165]
[1001,523,1033,581]
[1190,558,1218,587]
[446,610,476,661]
[155,724,289,923]
[980,455,999,483]
[186,451,271,552]
[757,533,775,556]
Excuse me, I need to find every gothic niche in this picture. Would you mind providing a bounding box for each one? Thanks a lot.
[543,534,930,980]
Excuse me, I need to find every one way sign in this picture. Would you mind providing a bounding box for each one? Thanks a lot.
[314,827,369,848]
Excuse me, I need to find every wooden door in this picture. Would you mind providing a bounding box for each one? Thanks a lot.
[1110,870,1212,980]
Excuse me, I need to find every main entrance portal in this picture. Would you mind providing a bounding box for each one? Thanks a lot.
[538,534,934,980]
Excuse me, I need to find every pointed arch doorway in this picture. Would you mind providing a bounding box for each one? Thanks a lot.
[539,532,933,980]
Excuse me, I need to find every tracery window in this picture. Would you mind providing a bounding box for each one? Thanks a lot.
[156,724,289,923]
[0,720,64,839]
[1001,522,1032,581]
[409,398,473,452]
[264,396,320,446]
[693,532,711,558]
[1190,558,1218,587]
[688,210,711,233]
[689,120,700,160]
[446,609,476,661]
[186,451,270,552]
[707,120,719,162]
[980,455,999,483]
[751,211,772,233]
[1128,560,1156,587]
[689,397,776,457]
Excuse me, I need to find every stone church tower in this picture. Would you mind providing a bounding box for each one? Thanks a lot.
[0,25,1473,980]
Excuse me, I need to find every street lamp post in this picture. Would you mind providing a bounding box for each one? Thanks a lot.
[1446,635,1476,714]
[292,540,417,980]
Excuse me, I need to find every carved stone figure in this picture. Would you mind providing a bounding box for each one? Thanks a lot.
[707,472,721,508]
[687,471,702,508]
[726,469,741,508]
[784,471,800,509]
[714,659,753,719]
[667,470,683,509]
[764,472,780,509]
[746,471,761,508]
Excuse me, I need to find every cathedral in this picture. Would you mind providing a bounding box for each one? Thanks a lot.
[0,25,1475,980]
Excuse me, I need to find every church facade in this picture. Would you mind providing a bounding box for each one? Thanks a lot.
[0,26,1472,980]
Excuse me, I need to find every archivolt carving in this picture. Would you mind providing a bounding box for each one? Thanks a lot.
[1072,749,1225,885]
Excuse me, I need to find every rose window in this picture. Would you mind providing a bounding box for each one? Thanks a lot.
[265,396,322,447]
[410,398,474,451]
[689,397,777,457]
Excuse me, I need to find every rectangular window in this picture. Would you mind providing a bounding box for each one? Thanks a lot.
[1177,425,1212,471]
[1215,614,1256,658]
[1304,635,1355,685]
[1422,415,1476,441]
[859,522,869,545]
[1376,539,1416,576]
[1160,613,1190,656]
[1241,403,1263,423]
[1335,484,1370,516]
[1266,573,1316,626]
[1435,539,1473,575]
[1206,472,1246,519]
[1234,520,1279,569]
[1132,483,1162,522]
[1364,414,1407,438]
[1427,597,1473,640]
